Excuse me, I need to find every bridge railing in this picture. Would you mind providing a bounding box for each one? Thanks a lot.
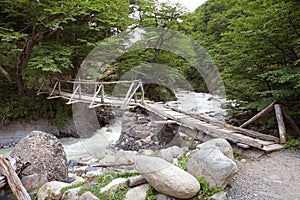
[37,79,145,109]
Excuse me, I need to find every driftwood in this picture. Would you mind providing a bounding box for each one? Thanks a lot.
[0,155,31,200]
[127,175,147,187]
[240,101,276,128]
[274,104,287,143]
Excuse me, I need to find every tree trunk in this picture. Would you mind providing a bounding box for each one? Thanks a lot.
[16,29,57,94]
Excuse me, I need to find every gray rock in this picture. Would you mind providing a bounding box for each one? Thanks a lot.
[21,174,48,192]
[62,187,81,200]
[208,191,227,200]
[159,146,184,161]
[135,155,200,199]
[197,138,234,160]
[79,191,99,200]
[156,194,176,200]
[37,181,70,200]
[125,184,149,200]
[186,147,237,189]
[11,130,68,182]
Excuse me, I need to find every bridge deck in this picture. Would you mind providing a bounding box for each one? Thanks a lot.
[142,103,284,152]
[39,80,284,152]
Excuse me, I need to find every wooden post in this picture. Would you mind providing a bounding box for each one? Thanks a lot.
[274,104,287,144]
[0,155,31,200]
[240,101,276,128]
[101,84,105,103]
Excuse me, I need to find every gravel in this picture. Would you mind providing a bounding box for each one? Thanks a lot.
[226,149,300,200]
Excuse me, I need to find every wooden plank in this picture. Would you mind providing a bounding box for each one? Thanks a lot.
[261,144,284,152]
[274,104,287,144]
[254,139,275,146]
[240,101,276,128]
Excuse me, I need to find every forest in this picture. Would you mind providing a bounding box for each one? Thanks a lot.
[0,0,299,138]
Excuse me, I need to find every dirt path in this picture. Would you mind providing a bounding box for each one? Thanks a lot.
[227,149,300,200]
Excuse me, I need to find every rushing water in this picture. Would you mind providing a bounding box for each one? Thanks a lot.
[0,91,227,160]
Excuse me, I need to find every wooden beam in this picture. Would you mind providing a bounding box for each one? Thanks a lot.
[274,104,287,144]
[0,155,31,200]
[240,101,276,128]
[224,124,279,143]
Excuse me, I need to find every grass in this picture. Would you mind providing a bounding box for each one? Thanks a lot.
[284,136,300,151]
[197,177,221,200]
[60,171,139,200]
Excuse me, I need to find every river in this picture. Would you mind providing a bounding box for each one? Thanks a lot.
[0,91,227,160]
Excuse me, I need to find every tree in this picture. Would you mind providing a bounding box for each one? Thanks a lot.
[0,0,131,93]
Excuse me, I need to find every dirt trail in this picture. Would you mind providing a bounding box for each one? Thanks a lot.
[227,149,300,200]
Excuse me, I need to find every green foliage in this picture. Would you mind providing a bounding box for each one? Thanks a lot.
[197,177,221,200]
[186,0,300,127]
[284,137,300,151]
[177,154,188,170]
[146,186,157,200]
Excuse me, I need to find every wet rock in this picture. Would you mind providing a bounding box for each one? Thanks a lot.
[196,138,234,160]
[125,184,149,200]
[21,174,48,192]
[186,146,237,189]
[37,181,70,200]
[159,146,184,161]
[11,131,68,182]
[79,191,99,200]
[135,155,200,199]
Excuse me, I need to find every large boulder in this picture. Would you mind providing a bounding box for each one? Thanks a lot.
[186,145,237,189]
[135,155,200,199]
[196,138,234,160]
[11,130,68,182]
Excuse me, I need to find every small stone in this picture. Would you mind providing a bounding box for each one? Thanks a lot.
[100,178,128,195]
[124,184,149,200]
[21,174,48,192]
[79,191,99,200]
[62,187,81,200]
[159,146,184,161]
[156,194,177,200]
[37,181,70,200]
[208,191,227,200]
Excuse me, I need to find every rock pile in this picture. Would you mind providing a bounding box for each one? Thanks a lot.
[1,130,238,200]
[115,108,179,151]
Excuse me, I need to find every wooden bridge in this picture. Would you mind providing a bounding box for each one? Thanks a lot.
[38,79,284,152]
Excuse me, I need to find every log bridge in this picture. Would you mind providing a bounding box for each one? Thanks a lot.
[38,79,286,152]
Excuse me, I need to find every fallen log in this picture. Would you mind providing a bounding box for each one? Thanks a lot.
[0,155,31,200]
